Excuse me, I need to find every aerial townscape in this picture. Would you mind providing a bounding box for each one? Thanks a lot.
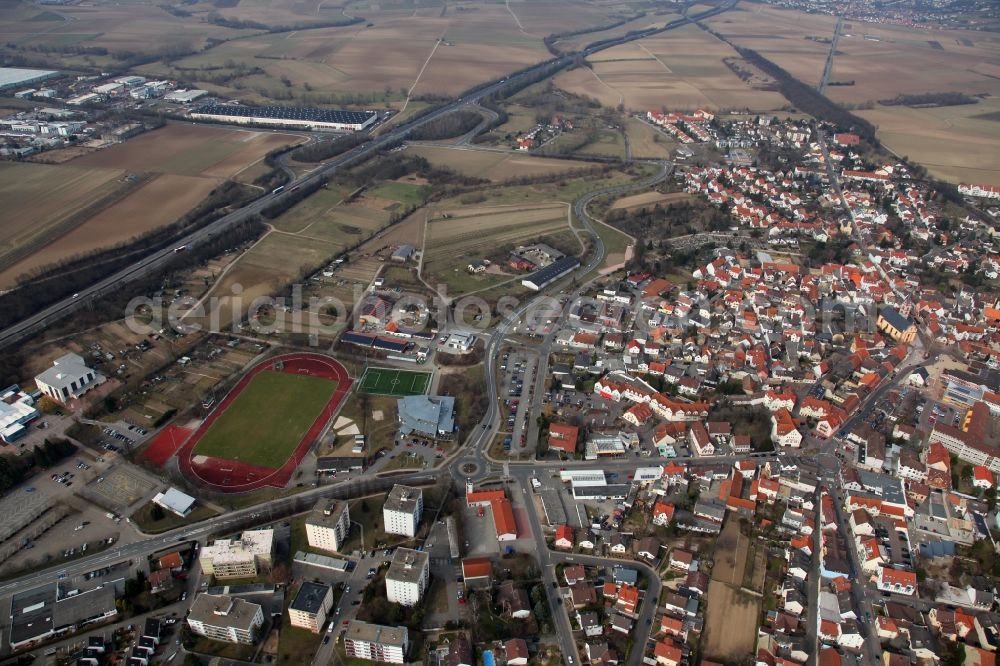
[0,0,1000,665]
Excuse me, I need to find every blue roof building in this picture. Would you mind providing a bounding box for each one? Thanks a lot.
[397,395,455,440]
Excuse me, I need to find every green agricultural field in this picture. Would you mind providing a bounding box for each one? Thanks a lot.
[368,181,430,207]
[579,129,626,159]
[193,371,337,469]
[359,367,432,396]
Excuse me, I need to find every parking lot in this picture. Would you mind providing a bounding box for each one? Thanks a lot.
[0,494,128,577]
[94,422,149,457]
[500,351,536,452]
[368,432,446,474]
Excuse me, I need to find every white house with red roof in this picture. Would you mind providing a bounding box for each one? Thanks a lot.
[652,502,675,527]
[959,183,1000,200]
[688,422,715,457]
[876,566,917,596]
[771,408,802,448]
[623,403,654,427]
[554,525,574,550]
[973,466,993,490]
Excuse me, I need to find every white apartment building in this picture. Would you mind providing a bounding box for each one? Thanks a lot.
[199,530,274,579]
[186,594,263,645]
[385,548,429,606]
[305,499,350,553]
[383,485,423,537]
[343,621,408,664]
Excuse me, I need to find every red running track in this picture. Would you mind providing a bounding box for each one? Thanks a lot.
[140,425,193,467]
[175,353,352,493]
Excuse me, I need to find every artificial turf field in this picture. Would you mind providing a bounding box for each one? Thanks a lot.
[192,371,338,469]
[359,367,432,396]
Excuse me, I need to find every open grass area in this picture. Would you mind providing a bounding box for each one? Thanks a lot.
[624,118,677,159]
[0,162,126,281]
[425,574,451,614]
[367,181,430,207]
[288,514,310,560]
[188,634,259,661]
[858,97,1000,186]
[269,186,351,234]
[321,392,398,457]
[421,203,574,295]
[379,265,429,292]
[194,231,343,331]
[434,163,657,209]
[338,491,418,553]
[135,4,551,105]
[193,371,337,468]
[219,484,311,512]
[72,124,303,178]
[593,220,633,258]
[380,451,428,472]
[578,129,627,159]
[359,367,432,396]
[131,502,219,534]
[404,145,596,181]
[0,124,302,287]
[376,102,431,135]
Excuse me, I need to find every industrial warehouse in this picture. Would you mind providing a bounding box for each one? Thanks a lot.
[189,104,378,131]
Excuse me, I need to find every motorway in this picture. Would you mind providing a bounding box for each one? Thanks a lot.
[0,3,747,662]
[0,0,734,351]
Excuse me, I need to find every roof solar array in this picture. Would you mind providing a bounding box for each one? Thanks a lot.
[194,104,375,124]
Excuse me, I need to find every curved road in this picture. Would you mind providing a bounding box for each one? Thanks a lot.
[452,161,671,482]
[0,2,734,660]
[0,0,734,349]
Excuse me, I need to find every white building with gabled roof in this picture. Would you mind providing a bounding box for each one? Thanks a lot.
[35,353,103,403]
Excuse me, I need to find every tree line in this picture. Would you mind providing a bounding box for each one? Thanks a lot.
[696,27,880,145]
[878,92,978,108]
[205,12,363,33]
[544,12,646,56]
[291,133,370,164]
[734,44,880,144]
[0,181,258,328]
[336,154,486,190]
[408,110,483,141]
[0,437,76,494]
[252,146,295,192]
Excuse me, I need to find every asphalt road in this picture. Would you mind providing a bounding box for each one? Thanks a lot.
[0,1,733,350]
[514,472,660,666]
[451,159,672,479]
[0,5,740,660]
[0,472,440,601]
[817,16,843,95]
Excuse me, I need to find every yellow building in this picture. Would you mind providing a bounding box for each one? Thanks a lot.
[876,307,916,344]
